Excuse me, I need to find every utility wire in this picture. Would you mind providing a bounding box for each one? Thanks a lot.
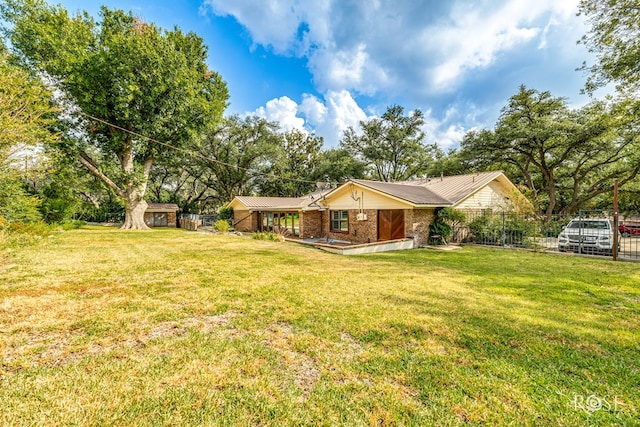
[78,111,336,186]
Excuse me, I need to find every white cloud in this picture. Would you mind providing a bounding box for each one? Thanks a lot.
[253,96,305,131]
[250,90,369,146]
[251,91,473,149]
[299,94,327,125]
[421,107,476,150]
[203,0,581,96]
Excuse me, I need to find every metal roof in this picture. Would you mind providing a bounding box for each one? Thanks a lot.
[231,189,331,210]
[350,179,452,205]
[230,172,512,210]
[232,196,308,209]
[404,171,506,204]
[146,203,179,211]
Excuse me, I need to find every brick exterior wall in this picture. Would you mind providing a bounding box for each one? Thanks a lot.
[406,208,434,247]
[321,208,434,246]
[234,210,258,232]
[323,209,379,244]
[230,207,435,245]
[300,211,322,239]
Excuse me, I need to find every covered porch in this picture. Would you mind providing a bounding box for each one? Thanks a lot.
[256,211,300,236]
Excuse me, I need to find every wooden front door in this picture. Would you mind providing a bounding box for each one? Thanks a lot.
[378,210,405,241]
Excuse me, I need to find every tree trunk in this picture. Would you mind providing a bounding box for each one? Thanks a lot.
[79,139,155,230]
[121,196,149,230]
[119,142,154,230]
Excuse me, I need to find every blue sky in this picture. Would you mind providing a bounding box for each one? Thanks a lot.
[54,0,596,148]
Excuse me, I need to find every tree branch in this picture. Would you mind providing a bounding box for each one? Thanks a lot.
[78,151,125,199]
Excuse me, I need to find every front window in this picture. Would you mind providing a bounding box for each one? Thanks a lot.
[330,210,348,232]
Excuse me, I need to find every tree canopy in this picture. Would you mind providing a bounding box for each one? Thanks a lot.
[187,115,281,205]
[579,0,640,94]
[341,105,434,182]
[1,0,228,228]
[0,39,57,226]
[0,42,56,151]
[257,129,323,197]
[460,86,640,217]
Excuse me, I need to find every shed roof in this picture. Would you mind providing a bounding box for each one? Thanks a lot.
[146,203,179,212]
[231,196,310,210]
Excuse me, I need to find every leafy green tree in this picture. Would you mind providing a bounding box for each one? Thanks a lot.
[258,129,323,197]
[341,105,434,182]
[0,39,56,151]
[312,147,367,184]
[578,1,640,212]
[427,147,471,178]
[2,1,228,229]
[187,115,281,205]
[579,0,640,94]
[0,38,57,226]
[0,170,41,224]
[461,86,640,217]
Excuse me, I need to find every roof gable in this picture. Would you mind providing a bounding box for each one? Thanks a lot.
[322,171,519,208]
[403,171,507,205]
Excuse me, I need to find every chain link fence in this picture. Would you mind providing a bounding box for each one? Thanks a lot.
[452,210,640,261]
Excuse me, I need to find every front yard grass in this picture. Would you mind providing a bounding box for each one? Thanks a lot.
[1,226,638,426]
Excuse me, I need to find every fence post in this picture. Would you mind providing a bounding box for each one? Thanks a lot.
[613,180,619,261]
[578,210,583,254]
[501,211,506,247]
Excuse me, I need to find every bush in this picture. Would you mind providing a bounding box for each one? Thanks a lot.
[429,207,466,245]
[38,182,80,223]
[60,220,86,230]
[1,220,57,248]
[214,219,230,232]
[467,215,494,242]
[467,212,537,247]
[428,221,451,245]
[0,176,41,224]
[251,232,285,242]
[218,206,233,221]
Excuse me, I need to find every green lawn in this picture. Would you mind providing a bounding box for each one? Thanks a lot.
[1,226,639,426]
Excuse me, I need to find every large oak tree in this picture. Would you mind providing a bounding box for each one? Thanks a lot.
[461,86,640,218]
[341,105,434,182]
[2,0,228,229]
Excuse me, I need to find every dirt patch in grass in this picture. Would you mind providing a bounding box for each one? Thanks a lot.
[1,311,240,372]
[337,331,364,360]
[146,311,239,339]
[261,322,321,399]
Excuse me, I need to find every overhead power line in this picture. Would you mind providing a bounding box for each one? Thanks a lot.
[78,111,336,186]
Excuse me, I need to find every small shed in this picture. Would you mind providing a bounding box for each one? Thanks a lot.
[144,203,179,228]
